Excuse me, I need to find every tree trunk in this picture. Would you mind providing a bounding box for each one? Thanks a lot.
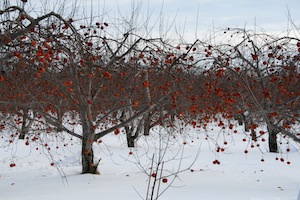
[170,111,176,124]
[265,99,278,153]
[234,114,243,125]
[80,105,99,174]
[19,110,30,139]
[238,120,243,126]
[125,124,140,148]
[19,117,27,140]
[121,109,140,147]
[251,129,257,141]
[81,142,100,174]
[244,118,250,132]
[127,135,136,148]
[81,132,99,174]
[267,126,278,153]
[143,71,151,136]
[143,113,150,136]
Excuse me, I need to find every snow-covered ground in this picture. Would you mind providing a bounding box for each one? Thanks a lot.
[1,123,300,200]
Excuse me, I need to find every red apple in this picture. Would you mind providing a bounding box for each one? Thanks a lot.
[10,163,16,167]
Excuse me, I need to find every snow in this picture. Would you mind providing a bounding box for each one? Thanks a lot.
[1,123,300,200]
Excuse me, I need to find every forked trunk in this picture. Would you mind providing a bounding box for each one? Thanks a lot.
[125,125,139,148]
[121,108,141,147]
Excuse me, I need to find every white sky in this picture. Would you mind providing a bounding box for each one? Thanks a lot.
[104,0,300,40]
[7,0,300,41]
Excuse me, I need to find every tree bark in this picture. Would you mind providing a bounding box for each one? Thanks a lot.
[244,117,250,132]
[143,114,150,136]
[80,104,99,174]
[81,129,99,174]
[143,71,151,136]
[19,114,27,139]
[19,110,31,139]
[124,118,140,148]
[126,134,136,148]
[234,114,243,125]
[267,125,278,153]
[251,129,257,141]
[81,144,99,174]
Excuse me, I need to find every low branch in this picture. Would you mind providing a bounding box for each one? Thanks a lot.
[95,105,155,140]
